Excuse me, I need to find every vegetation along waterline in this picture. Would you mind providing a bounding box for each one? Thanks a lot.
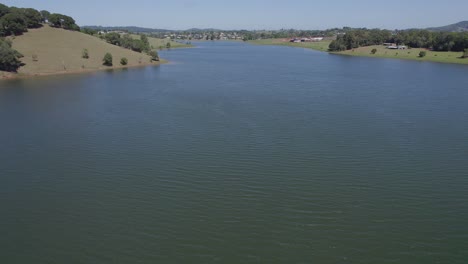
[249,27,468,65]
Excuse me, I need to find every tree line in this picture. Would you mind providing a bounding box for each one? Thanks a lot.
[104,33,151,53]
[329,28,468,52]
[0,3,79,37]
[102,32,160,61]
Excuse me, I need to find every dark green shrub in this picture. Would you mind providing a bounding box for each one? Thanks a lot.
[0,39,24,72]
[149,50,159,61]
[120,57,128,65]
[102,52,113,66]
[82,48,89,59]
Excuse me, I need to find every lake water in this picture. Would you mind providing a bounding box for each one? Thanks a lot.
[1,41,468,263]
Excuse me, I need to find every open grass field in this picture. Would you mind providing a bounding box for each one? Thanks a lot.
[336,45,468,65]
[129,34,192,49]
[250,38,332,52]
[1,25,162,78]
[250,38,468,65]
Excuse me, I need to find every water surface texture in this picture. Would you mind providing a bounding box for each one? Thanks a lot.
[1,42,468,263]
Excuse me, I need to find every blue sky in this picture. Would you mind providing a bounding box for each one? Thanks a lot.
[3,0,468,30]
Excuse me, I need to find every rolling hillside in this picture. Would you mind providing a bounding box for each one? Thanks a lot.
[2,25,157,78]
[427,21,468,32]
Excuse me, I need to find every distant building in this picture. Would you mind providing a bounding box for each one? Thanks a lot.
[290,37,324,43]
[387,45,407,50]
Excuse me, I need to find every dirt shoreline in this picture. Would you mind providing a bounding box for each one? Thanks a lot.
[0,60,168,81]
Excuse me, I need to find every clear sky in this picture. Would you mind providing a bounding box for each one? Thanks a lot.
[2,0,468,30]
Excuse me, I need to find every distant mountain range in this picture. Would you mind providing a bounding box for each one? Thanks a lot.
[82,26,172,33]
[83,21,468,34]
[82,26,223,33]
[426,21,468,32]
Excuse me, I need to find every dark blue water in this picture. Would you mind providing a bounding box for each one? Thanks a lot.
[1,41,468,263]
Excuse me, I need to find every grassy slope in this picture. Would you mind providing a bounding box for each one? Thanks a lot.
[130,34,192,49]
[336,45,468,65]
[249,38,332,52]
[3,25,160,77]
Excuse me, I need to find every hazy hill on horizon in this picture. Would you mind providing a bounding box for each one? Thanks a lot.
[82,26,223,33]
[427,21,468,32]
[84,21,468,34]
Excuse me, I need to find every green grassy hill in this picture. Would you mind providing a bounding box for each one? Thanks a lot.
[2,25,160,78]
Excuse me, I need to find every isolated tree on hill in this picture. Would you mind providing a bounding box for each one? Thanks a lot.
[371,48,377,54]
[103,52,113,66]
[0,39,24,72]
[166,42,171,49]
[120,57,128,65]
[82,48,89,59]
[419,51,426,58]
[40,10,50,22]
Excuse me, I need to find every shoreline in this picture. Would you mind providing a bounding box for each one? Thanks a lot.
[0,59,169,81]
[249,39,468,66]
[329,50,468,66]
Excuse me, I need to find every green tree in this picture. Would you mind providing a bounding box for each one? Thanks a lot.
[0,12,28,35]
[0,3,10,17]
[81,28,97,35]
[120,57,128,65]
[149,50,159,61]
[130,39,144,52]
[166,42,171,49]
[48,13,79,31]
[103,52,113,66]
[328,40,346,51]
[419,51,427,58]
[140,34,150,52]
[82,48,89,59]
[40,10,50,22]
[0,39,24,72]
[371,48,377,54]
[47,13,62,27]
[105,32,121,45]
[0,20,5,36]
[17,8,42,28]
